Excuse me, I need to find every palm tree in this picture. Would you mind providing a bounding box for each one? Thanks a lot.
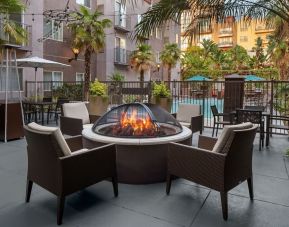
[0,0,27,46]
[160,43,181,82]
[130,43,155,82]
[69,6,111,99]
[129,0,289,40]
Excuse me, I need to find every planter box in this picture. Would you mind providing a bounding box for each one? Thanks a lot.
[151,97,172,113]
[88,96,109,116]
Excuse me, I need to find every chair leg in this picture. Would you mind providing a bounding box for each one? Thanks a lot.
[25,180,33,203]
[220,192,228,221]
[57,196,65,225]
[216,124,219,137]
[166,174,172,195]
[112,176,118,197]
[212,123,215,137]
[247,177,254,200]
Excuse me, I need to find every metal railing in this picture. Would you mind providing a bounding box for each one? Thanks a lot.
[114,13,131,32]
[0,21,32,49]
[25,80,289,134]
[114,47,131,65]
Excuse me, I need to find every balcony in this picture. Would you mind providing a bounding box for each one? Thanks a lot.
[114,47,131,65]
[0,21,32,51]
[219,28,233,37]
[199,27,212,34]
[114,13,131,33]
[218,41,233,48]
[255,25,274,33]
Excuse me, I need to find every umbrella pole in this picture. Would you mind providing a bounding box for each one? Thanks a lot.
[35,67,37,102]
[4,48,9,143]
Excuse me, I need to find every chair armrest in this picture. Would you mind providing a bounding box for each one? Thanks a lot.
[191,115,203,133]
[59,144,117,195]
[89,114,100,123]
[65,135,83,152]
[270,115,289,121]
[168,142,225,191]
[60,116,83,136]
[198,135,217,150]
[171,113,177,118]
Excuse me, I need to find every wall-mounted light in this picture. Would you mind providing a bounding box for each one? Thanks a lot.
[68,47,80,62]
[157,64,160,72]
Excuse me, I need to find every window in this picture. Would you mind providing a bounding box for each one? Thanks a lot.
[115,37,127,63]
[181,13,191,33]
[240,36,248,42]
[115,0,126,27]
[76,72,84,84]
[199,34,212,42]
[43,71,63,91]
[219,37,233,45]
[76,0,90,8]
[137,14,143,24]
[155,27,162,39]
[155,52,160,63]
[240,22,249,31]
[199,19,211,33]
[181,36,189,50]
[43,19,63,41]
[0,67,23,91]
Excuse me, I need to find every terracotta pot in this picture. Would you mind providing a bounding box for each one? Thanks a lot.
[152,97,172,113]
[89,96,109,116]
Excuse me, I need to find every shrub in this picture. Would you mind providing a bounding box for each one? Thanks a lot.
[152,82,171,98]
[110,71,125,81]
[52,83,83,101]
[89,79,107,97]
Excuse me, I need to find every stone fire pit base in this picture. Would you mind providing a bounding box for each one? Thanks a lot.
[82,126,192,184]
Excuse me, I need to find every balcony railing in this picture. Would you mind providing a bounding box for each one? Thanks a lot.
[218,41,233,47]
[219,28,233,35]
[114,13,131,32]
[114,47,131,65]
[255,25,274,32]
[0,21,32,50]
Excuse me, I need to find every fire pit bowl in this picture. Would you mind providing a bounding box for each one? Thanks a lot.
[82,103,192,184]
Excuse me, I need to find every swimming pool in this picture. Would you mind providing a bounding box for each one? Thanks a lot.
[172,98,224,119]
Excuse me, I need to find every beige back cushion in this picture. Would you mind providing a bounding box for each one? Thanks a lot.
[62,102,90,124]
[212,122,253,154]
[177,104,201,123]
[28,122,71,156]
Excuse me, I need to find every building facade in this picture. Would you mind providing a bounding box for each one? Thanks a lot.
[181,15,274,53]
[2,0,181,98]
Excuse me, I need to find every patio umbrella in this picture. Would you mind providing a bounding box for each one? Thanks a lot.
[245,75,265,81]
[17,56,70,101]
[186,75,210,81]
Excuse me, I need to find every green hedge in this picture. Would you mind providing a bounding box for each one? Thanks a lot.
[183,68,279,80]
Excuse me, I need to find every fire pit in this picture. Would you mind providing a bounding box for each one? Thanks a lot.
[82,103,192,184]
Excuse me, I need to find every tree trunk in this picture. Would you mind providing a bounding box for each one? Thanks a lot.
[140,69,144,88]
[84,49,91,101]
[168,64,172,82]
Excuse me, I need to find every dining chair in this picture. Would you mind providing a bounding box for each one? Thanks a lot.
[211,105,231,137]
[236,109,264,151]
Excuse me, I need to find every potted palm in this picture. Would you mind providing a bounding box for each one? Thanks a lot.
[152,82,172,112]
[89,80,109,116]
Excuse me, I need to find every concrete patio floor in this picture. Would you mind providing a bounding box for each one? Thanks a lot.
[0,129,288,227]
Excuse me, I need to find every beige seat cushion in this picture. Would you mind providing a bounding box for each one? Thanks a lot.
[179,121,191,128]
[62,102,90,124]
[177,104,201,123]
[28,122,71,156]
[212,122,253,154]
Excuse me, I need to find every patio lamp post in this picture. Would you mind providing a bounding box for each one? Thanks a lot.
[68,47,80,62]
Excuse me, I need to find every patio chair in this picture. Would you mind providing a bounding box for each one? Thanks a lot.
[48,98,69,125]
[266,115,289,145]
[24,123,118,225]
[166,122,257,220]
[236,109,264,151]
[172,103,203,134]
[211,105,231,137]
[60,102,100,136]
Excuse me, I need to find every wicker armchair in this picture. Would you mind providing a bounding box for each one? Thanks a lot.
[166,123,258,220]
[60,102,100,136]
[172,103,203,134]
[24,123,118,225]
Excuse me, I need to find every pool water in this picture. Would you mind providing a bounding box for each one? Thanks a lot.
[172,98,224,118]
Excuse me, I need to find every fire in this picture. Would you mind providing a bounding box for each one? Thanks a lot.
[112,109,158,137]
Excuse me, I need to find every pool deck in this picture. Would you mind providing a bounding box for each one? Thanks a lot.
[0,128,289,227]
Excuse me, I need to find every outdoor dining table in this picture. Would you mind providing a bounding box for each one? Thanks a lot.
[23,101,56,125]
[230,109,271,147]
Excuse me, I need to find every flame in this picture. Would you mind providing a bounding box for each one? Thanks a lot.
[118,109,157,136]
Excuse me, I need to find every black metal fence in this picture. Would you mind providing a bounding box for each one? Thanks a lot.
[25,80,289,134]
